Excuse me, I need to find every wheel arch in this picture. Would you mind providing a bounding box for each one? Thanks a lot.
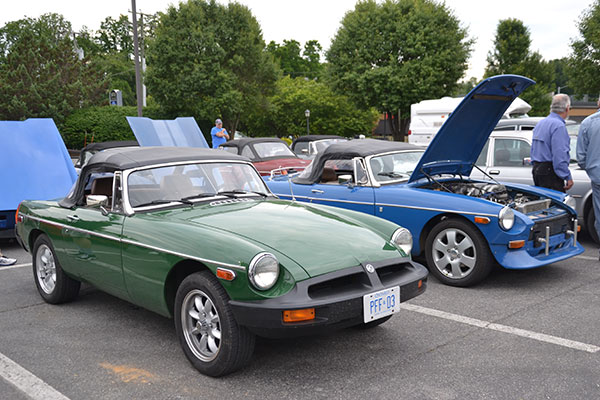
[28,229,46,252]
[418,212,488,256]
[164,260,212,317]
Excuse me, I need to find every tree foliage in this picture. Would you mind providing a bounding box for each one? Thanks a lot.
[569,0,600,95]
[484,18,554,116]
[243,76,379,138]
[145,0,278,134]
[0,13,108,124]
[326,0,472,140]
[266,39,324,79]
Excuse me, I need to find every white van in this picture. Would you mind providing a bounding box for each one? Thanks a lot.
[408,96,531,145]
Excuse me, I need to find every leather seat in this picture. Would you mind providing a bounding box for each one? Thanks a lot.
[91,177,113,197]
[320,167,338,183]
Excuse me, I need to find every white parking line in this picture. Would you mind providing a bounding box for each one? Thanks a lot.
[0,263,31,271]
[401,303,600,354]
[575,255,598,261]
[0,352,70,400]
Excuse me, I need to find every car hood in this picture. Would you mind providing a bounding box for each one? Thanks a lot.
[172,199,402,277]
[409,75,535,183]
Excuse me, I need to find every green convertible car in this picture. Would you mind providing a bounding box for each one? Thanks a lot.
[15,147,428,376]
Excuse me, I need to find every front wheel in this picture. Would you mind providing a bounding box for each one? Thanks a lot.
[425,219,493,287]
[174,271,255,377]
[32,234,80,304]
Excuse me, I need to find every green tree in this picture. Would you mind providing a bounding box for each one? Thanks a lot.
[548,58,572,95]
[484,19,554,116]
[145,0,278,135]
[453,77,478,96]
[484,18,530,76]
[326,0,472,141]
[244,76,379,138]
[0,13,107,124]
[569,0,600,95]
[266,39,324,79]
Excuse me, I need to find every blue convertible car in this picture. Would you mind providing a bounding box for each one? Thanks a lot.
[267,75,584,286]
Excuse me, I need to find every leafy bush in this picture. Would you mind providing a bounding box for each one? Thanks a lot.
[60,106,165,149]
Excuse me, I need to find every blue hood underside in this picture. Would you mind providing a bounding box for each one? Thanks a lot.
[409,75,536,183]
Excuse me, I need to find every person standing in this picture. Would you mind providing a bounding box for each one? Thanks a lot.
[576,99,600,247]
[530,94,574,192]
[211,119,229,149]
[0,249,16,266]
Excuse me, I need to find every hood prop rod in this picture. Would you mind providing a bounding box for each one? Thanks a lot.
[471,163,502,185]
[420,169,453,193]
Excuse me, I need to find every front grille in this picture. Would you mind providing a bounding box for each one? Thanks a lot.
[376,263,408,286]
[528,213,572,244]
[308,272,370,300]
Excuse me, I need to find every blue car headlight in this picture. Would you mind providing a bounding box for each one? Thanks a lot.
[563,195,576,209]
[248,252,279,290]
[498,206,514,230]
[391,227,412,255]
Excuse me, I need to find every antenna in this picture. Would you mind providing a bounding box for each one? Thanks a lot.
[287,176,296,202]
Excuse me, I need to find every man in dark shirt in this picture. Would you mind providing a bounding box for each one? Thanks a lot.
[530,94,573,192]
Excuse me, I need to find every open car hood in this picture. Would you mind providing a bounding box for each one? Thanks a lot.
[408,75,535,183]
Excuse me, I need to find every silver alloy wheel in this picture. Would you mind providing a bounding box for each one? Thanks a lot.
[431,227,477,280]
[181,289,221,362]
[36,244,57,294]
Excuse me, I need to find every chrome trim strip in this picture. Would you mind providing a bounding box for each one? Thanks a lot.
[24,214,247,272]
[375,202,497,217]
[120,239,246,271]
[275,194,373,206]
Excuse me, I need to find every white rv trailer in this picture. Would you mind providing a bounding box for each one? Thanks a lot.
[408,96,531,145]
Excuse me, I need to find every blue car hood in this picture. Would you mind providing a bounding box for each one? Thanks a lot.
[126,116,209,148]
[408,75,535,183]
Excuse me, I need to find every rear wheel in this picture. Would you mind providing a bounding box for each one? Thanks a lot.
[585,207,599,244]
[174,271,255,377]
[425,219,493,287]
[32,235,80,304]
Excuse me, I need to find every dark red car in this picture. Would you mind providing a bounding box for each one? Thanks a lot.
[219,138,310,176]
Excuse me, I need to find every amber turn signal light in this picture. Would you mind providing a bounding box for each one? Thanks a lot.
[508,240,525,249]
[216,268,236,281]
[418,280,423,289]
[283,308,315,323]
[474,216,490,224]
[577,225,581,232]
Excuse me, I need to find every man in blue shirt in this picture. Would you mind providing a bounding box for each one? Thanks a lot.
[576,99,600,246]
[530,94,573,192]
[211,119,229,148]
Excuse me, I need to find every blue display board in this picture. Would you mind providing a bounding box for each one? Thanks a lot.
[126,116,209,148]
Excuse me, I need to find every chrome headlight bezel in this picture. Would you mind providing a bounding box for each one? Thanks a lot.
[498,206,515,230]
[248,252,279,290]
[391,227,413,256]
[563,195,576,210]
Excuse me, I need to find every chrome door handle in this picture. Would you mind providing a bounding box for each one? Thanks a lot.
[489,170,500,175]
[311,189,324,194]
[67,215,80,222]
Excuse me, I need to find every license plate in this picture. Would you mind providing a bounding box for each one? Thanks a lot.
[363,286,400,323]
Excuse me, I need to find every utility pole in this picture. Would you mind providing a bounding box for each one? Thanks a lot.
[139,11,147,107]
[131,0,143,116]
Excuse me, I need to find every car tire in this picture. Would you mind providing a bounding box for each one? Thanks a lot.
[585,208,599,244]
[32,234,80,304]
[174,271,255,377]
[425,219,493,287]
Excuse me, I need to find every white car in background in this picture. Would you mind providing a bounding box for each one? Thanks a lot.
[470,129,597,242]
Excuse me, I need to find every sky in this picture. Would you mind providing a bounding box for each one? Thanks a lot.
[0,0,593,79]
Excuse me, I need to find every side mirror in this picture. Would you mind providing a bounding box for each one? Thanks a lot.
[523,157,532,166]
[87,195,108,207]
[338,174,353,186]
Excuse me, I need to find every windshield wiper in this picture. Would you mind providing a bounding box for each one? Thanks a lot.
[217,190,268,198]
[134,198,194,208]
[180,193,221,201]
[378,171,409,178]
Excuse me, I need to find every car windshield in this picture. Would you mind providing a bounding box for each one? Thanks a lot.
[127,162,269,208]
[312,139,348,154]
[253,142,295,158]
[369,151,424,183]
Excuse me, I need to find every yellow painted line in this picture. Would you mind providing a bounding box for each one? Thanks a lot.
[99,362,157,384]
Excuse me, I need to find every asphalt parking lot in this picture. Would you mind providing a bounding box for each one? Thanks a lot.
[1,234,599,400]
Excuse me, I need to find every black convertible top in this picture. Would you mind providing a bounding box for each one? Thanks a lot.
[60,147,248,208]
[80,140,139,152]
[293,139,422,184]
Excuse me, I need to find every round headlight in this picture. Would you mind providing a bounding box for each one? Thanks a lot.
[563,195,576,209]
[391,227,413,255]
[248,252,279,290]
[498,206,514,230]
